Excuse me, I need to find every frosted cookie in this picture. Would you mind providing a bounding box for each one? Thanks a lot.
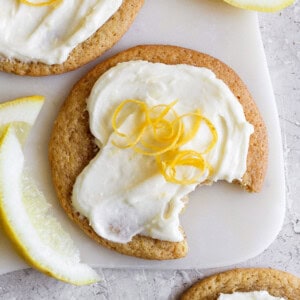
[180,268,300,300]
[0,0,144,76]
[49,45,268,259]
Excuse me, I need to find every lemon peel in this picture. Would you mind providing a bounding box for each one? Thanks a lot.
[112,99,218,185]
[157,150,210,185]
[112,99,148,148]
[133,101,183,155]
[223,0,294,12]
[19,0,61,7]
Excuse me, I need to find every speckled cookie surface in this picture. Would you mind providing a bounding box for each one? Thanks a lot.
[180,268,300,300]
[49,45,268,260]
[0,0,144,76]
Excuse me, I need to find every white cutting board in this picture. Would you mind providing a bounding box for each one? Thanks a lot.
[0,0,285,274]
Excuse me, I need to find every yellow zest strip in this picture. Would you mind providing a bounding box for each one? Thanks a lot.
[157,150,208,185]
[149,100,178,125]
[135,103,183,155]
[175,111,218,153]
[201,116,218,154]
[152,118,174,141]
[112,99,148,148]
[19,0,61,7]
[111,99,218,185]
[148,101,179,142]
[175,111,202,148]
[112,126,146,149]
[134,118,183,156]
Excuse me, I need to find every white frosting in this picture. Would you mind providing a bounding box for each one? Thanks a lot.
[72,61,254,243]
[0,0,122,64]
[218,291,285,300]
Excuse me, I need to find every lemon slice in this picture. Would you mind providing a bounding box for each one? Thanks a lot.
[0,125,100,285]
[0,95,44,144]
[223,0,294,12]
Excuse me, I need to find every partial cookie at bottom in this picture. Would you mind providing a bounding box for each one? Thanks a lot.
[180,268,300,300]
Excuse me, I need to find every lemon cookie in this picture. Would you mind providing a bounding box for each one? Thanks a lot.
[0,0,144,76]
[180,268,300,300]
[49,45,268,259]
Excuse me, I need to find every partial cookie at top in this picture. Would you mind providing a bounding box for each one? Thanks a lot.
[0,0,144,76]
[180,268,300,300]
[48,45,268,260]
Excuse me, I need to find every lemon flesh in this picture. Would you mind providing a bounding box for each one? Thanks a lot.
[0,95,44,144]
[0,126,100,285]
[223,0,294,12]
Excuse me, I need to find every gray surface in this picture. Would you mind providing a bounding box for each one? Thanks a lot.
[0,2,299,300]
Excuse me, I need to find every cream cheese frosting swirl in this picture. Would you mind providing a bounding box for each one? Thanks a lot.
[72,61,254,243]
[0,0,122,64]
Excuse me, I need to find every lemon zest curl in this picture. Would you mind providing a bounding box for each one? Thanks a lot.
[111,99,218,185]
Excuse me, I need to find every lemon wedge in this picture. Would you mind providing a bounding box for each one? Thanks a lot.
[0,125,100,285]
[0,95,44,144]
[0,96,100,285]
[223,0,294,12]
